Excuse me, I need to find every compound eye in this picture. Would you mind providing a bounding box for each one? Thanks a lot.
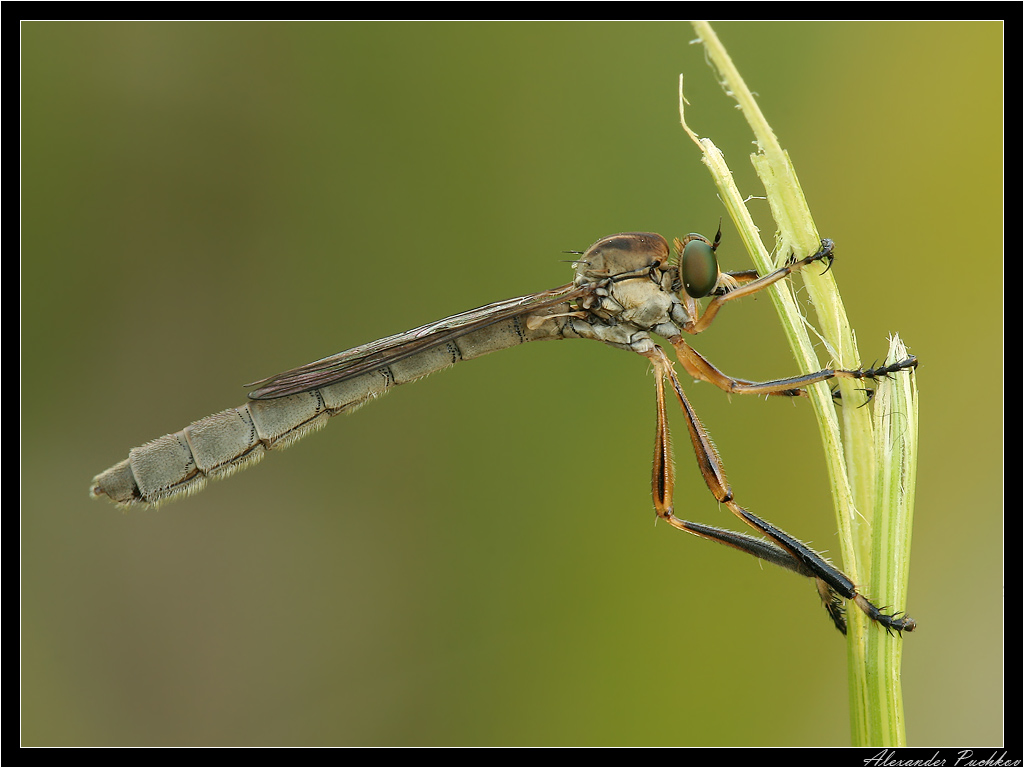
[681,238,719,298]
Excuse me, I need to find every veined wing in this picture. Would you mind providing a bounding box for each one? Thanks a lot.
[246,282,591,399]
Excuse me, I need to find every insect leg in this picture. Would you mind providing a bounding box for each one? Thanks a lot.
[642,346,915,635]
[683,239,835,335]
[670,337,918,399]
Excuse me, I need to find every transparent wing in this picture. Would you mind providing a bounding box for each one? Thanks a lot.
[246,282,589,399]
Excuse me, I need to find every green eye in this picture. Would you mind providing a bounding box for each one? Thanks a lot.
[681,239,719,298]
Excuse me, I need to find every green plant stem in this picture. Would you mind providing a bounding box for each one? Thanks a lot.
[681,20,916,746]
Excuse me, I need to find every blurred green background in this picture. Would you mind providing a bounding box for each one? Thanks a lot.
[22,21,1003,746]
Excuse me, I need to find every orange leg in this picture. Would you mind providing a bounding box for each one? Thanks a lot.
[681,239,836,335]
[642,346,914,636]
[670,336,917,399]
